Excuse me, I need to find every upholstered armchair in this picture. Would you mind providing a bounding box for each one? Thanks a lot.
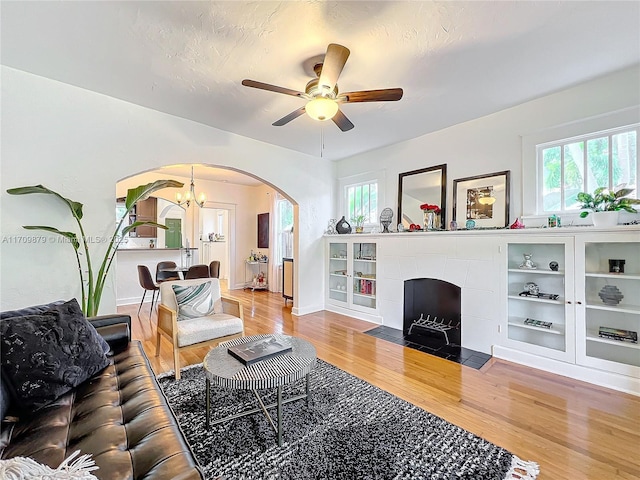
[157,278,244,379]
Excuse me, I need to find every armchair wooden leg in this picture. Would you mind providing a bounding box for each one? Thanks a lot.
[155,331,161,357]
[174,348,181,380]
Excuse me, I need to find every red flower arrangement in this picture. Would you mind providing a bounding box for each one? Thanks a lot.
[420,203,441,214]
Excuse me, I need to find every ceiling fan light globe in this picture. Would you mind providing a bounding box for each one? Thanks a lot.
[306,97,339,122]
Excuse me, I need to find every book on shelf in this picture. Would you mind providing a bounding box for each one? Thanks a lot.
[356,279,375,295]
[598,327,638,343]
[524,318,553,329]
[228,336,292,365]
[518,291,560,300]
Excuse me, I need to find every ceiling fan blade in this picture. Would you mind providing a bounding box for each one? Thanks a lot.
[339,88,404,103]
[272,107,306,126]
[332,109,354,132]
[318,44,350,92]
[242,79,306,98]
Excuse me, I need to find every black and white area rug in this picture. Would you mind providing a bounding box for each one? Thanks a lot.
[158,361,539,480]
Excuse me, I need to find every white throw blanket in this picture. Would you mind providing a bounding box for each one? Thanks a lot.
[0,450,98,480]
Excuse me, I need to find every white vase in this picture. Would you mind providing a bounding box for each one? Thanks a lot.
[591,211,619,228]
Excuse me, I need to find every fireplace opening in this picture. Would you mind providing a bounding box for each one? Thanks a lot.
[364,277,491,369]
[404,278,461,348]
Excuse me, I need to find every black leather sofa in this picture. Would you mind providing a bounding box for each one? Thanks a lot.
[0,304,204,480]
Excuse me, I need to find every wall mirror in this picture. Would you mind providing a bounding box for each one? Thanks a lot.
[397,164,447,230]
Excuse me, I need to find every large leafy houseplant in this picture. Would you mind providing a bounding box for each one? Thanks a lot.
[7,180,183,316]
[577,186,640,218]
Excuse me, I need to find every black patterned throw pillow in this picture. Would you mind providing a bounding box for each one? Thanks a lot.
[0,299,109,412]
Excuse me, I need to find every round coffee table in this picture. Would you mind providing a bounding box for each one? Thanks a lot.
[203,334,316,446]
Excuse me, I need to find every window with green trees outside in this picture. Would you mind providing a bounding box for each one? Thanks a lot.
[539,125,638,213]
[346,181,378,225]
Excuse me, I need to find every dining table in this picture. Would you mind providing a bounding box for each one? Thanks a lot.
[159,265,190,280]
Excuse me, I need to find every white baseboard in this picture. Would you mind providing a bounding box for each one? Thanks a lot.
[292,303,324,316]
[117,296,144,306]
[324,304,383,325]
[493,345,640,396]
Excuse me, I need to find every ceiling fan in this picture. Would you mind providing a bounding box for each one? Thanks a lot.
[242,43,403,132]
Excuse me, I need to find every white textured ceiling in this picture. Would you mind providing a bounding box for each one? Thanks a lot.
[2,1,639,164]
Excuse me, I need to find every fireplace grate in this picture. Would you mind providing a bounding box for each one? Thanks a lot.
[408,314,460,345]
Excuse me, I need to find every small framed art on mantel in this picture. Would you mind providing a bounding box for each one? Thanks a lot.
[452,170,510,228]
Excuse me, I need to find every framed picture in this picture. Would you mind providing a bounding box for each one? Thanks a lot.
[452,171,510,228]
[257,213,269,248]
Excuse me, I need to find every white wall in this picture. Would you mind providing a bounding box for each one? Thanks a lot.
[3,65,637,317]
[335,66,640,225]
[1,66,331,315]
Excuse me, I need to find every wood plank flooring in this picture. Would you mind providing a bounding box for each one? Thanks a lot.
[119,285,640,480]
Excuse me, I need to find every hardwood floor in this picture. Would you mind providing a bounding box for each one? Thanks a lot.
[119,285,640,480]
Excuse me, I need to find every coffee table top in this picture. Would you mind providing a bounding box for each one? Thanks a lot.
[203,334,316,390]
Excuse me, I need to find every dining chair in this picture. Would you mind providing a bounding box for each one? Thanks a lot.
[137,265,160,317]
[209,260,221,279]
[185,264,210,279]
[156,261,180,283]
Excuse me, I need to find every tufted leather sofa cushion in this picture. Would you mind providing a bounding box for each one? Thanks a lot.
[0,341,203,480]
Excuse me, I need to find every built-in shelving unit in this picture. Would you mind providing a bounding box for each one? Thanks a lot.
[323,228,639,394]
[326,239,379,322]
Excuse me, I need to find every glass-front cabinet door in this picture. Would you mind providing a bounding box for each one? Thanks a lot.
[575,234,640,378]
[351,242,377,313]
[328,241,349,307]
[504,237,575,363]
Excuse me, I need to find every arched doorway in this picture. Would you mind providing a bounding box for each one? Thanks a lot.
[115,164,298,308]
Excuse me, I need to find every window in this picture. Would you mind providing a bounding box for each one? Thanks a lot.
[346,181,378,224]
[338,170,385,225]
[275,195,293,265]
[538,125,638,213]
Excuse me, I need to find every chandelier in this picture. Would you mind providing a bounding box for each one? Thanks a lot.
[176,166,206,208]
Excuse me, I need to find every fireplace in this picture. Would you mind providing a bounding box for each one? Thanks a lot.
[365,277,489,368]
[403,278,461,348]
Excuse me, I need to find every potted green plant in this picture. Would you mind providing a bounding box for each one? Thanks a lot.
[7,179,183,316]
[577,186,640,227]
[351,214,367,233]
